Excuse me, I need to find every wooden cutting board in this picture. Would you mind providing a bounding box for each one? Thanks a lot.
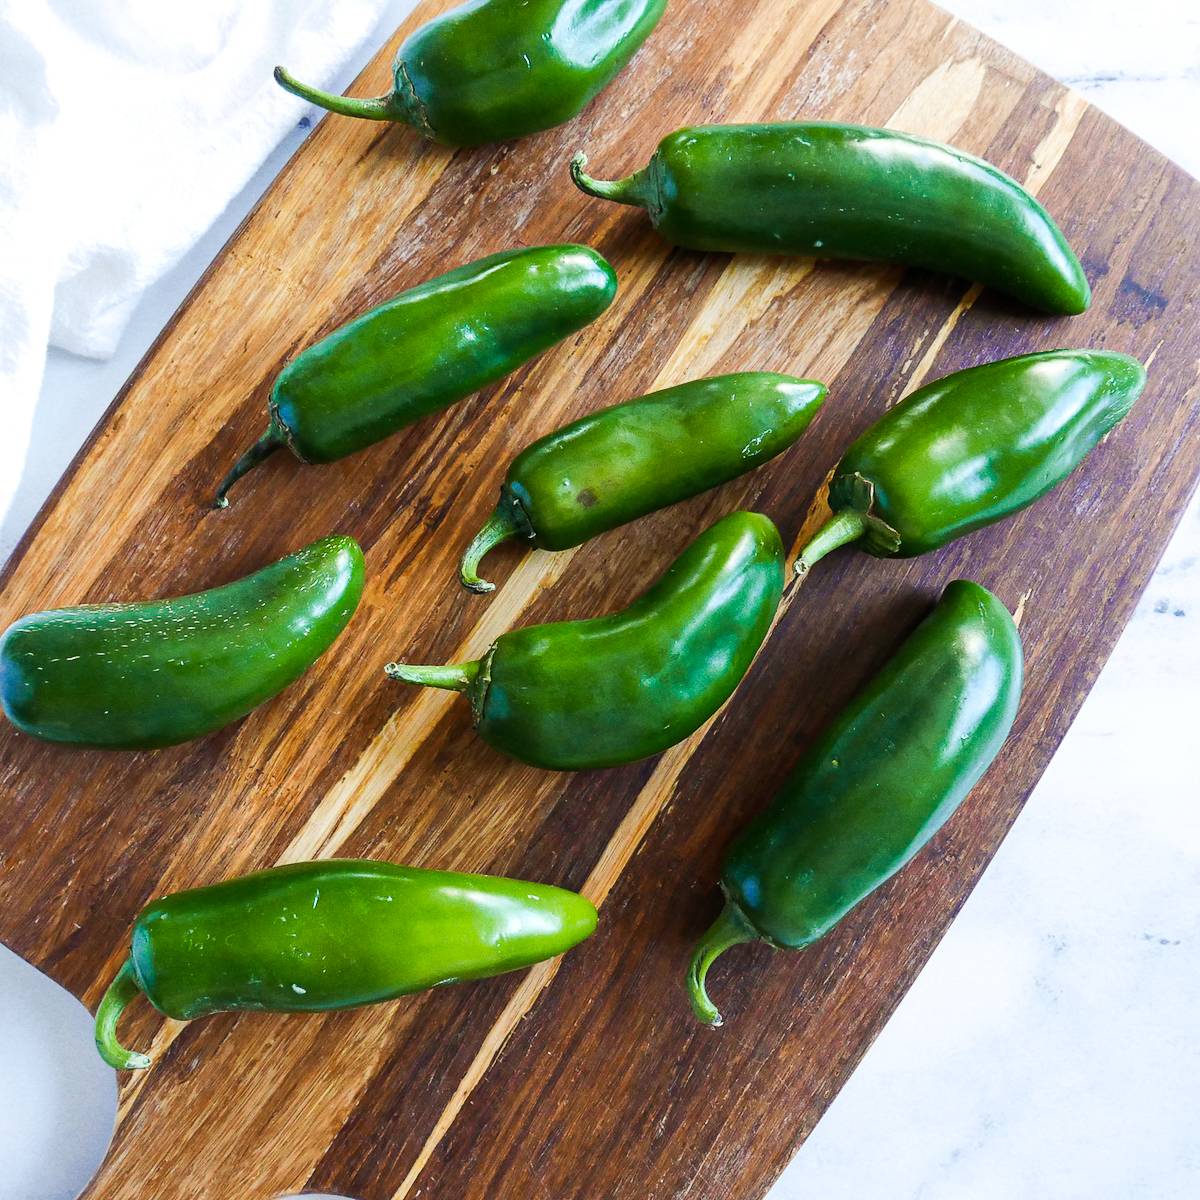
[2,1,1197,1197]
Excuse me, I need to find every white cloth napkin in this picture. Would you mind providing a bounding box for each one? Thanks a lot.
[0,0,398,525]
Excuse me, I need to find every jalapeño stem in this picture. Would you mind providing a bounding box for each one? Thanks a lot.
[570,153,654,209]
[94,958,152,1071]
[274,66,401,121]
[459,501,529,594]
[213,427,285,509]
[686,900,759,1027]
[384,660,481,693]
[794,509,869,577]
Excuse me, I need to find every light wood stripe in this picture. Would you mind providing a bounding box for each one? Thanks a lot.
[387,712,725,1200]
[887,58,987,134]
[1026,90,1089,193]
[652,262,816,384]
[280,547,572,864]
[389,955,569,1199]
[1013,587,1034,629]
[725,0,845,113]
[899,281,984,402]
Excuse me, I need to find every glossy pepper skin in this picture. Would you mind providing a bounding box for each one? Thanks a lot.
[389,511,785,770]
[94,859,597,1070]
[687,580,1023,1026]
[572,123,1091,314]
[0,536,363,750]
[796,349,1146,574]
[274,0,667,147]
[459,372,826,592]
[214,245,618,506]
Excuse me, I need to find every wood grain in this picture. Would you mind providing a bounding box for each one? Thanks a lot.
[1,1,1197,1197]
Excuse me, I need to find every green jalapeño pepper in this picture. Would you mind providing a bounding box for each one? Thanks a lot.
[94,859,597,1070]
[572,123,1091,313]
[0,536,363,749]
[388,511,784,770]
[275,0,667,147]
[214,245,617,506]
[687,579,1023,1026]
[459,372,826,592]
[796,349,1146,575]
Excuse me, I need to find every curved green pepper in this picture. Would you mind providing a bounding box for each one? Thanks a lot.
[94,859,597,1070]
[0,536,363,749]
[797,349,1146,574]
[214,244,617,506]
[459,372,826,592]
[275,0,667,147]
[688,579,1023,1026]
[572,123,1090,313]
[388,511,785,770]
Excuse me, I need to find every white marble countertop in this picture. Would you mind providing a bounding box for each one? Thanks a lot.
[1,3,1196,1198]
